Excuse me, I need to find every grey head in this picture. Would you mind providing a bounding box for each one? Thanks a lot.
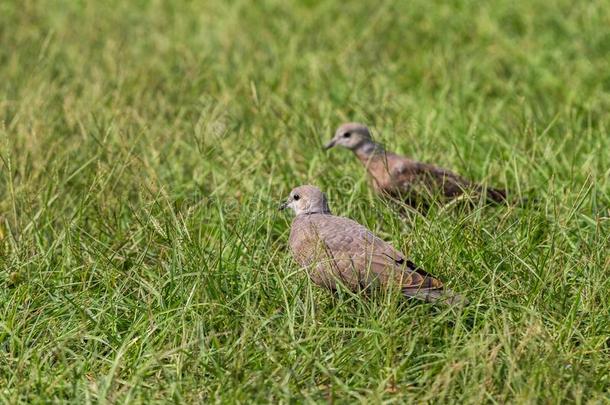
[324,122,373,151]
[279,185,331,216]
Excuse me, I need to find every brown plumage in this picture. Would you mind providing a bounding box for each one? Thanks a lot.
[279,185,466,304]
[324,123,508,209]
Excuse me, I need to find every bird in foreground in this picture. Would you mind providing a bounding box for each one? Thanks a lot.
[324,123,509,210]
[280,185,466,305]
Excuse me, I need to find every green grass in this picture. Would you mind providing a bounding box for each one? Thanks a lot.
[1,0,609,402]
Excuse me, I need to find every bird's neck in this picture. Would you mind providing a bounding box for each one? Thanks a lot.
[295,203,332,216]
[296,209,331,217]
[354,140,385,162]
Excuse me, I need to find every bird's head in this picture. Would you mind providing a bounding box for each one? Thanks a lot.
[324,122,372,151]
[279,185,331,216]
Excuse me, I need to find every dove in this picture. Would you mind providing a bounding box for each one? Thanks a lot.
[279,185,466,304]
[324,123,508,209]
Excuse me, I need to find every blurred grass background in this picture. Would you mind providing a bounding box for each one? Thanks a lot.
[1,0,609,402]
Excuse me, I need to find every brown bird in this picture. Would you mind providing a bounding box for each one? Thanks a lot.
[279,185,466,305]
[324,123,508,209]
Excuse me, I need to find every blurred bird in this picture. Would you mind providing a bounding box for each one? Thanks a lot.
[279,185,466,305]
[324,123,509,210]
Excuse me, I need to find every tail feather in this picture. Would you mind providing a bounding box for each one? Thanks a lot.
[403,287,468,306]
[484,185,543,207]
[486,187,508,204]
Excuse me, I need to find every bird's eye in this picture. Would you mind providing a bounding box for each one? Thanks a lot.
[343,132,351,138]
[293,194,300,201]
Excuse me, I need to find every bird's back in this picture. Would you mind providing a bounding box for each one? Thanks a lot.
[288,213,445,298]
[359,150,505,206]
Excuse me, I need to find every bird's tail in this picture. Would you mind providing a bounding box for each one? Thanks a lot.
[485,187,538,207]
[485,187,508,204]
[402,287,468,306]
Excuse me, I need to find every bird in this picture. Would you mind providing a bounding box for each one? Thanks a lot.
[324,122,509,210]
[279,185,466,305]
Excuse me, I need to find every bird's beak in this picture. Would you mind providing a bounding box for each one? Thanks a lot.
[323,139,336,150]
[278,201,288,211]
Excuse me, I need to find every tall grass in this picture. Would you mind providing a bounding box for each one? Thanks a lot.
[1,0,609,402]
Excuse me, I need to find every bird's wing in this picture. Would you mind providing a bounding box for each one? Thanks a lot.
[389,156,472,199]
[310,215,443,292]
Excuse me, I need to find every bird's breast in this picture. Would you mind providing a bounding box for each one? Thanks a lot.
[289,220,320,265]
[362,158,394,190]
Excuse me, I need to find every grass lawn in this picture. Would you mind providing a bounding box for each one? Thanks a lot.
[1,0,609,402]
